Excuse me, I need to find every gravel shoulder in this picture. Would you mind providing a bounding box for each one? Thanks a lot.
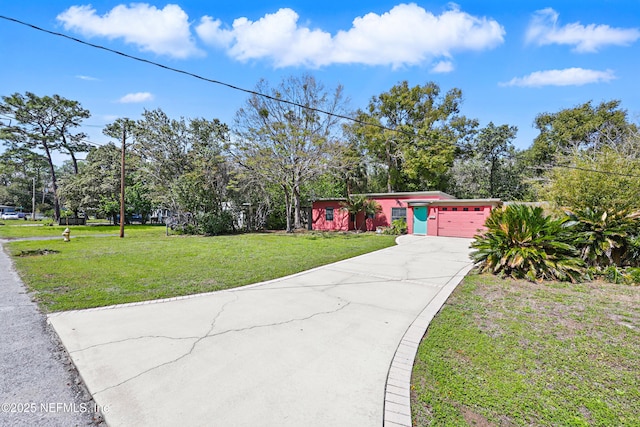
[0,241,104,427]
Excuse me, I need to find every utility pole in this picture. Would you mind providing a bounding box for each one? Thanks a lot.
[31,177,36,221]
[120,125,126,238]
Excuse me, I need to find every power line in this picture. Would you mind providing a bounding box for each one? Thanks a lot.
[3,14,640,183]
[0,14,411,138]
[555,164,640,178]
[529,164,640,178]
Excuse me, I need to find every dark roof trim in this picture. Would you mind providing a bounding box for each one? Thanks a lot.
[408,199,502,207]
[312,191,456,202]
[355,191,456,199]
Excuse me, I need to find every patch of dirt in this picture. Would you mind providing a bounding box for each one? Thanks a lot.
[460,405,495,426]
[18,248,60,256]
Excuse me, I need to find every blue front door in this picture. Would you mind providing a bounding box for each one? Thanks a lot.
[413,207,427,235]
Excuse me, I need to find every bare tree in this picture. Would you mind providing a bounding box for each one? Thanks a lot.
[231,74,349,232]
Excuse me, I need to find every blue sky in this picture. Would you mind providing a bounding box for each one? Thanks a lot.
[1,1,639,164]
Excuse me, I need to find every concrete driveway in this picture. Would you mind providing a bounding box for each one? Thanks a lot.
[49,235,473,427]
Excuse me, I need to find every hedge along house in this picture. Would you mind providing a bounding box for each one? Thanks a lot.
[311,191,502,238]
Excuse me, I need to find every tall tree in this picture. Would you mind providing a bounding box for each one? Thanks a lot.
[231,74,349,232]
[53,97,91,174]
[539,146,640,211]
[476,123,517,197]
[527,100,632,173]
[133,109,231,224]
[347,81,477,192]
[0,92,91,220]
[449,121,528,199]
[0,147,50,212]
[57,143,124,219]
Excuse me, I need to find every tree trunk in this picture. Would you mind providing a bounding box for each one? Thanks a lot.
[386,139,393,193]
[293,184,302,230]
[489,156,496,198]
[62,134,80,175]
[69,150,79,175]
[283,185,293,233]
[43,145,60,221]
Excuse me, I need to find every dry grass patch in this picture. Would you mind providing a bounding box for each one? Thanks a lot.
[411,273,639,426]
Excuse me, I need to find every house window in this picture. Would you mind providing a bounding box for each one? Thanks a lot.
[463,207,469,211]
[474,207,481,211]
[441,207,447,211]
[391,207,406,222]
[326,207,334,221]
[452,207,458,211]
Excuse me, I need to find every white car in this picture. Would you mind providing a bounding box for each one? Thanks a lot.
[1,212,20,220]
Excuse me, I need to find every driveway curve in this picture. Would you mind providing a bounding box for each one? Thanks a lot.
[49,235,473,427]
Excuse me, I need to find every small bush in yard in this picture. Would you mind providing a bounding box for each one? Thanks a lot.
[471,204,584,282]
[384,218,407,235]
[627,267,640,284]
[566,207,635,267]
[200,211,235,236]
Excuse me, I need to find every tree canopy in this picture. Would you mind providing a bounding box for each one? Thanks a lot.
[527,100,633,173]
[231,74,349,232]
[0,92,90,220]
[347,81,478,192]
[2,84,637,234]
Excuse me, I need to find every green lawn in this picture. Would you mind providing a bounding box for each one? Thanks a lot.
[4,227,396,312]
[0,222,157,239]
[411,273,640,426]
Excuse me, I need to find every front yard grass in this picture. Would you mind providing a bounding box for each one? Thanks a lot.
[0,222,159,239]
[4,229,396,312]
[411,273,640,426]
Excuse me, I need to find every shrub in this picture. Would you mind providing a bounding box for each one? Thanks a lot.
[603,265,625,284]
[471,204,584,282]
[624,233,640,267]
[200,211,235,236]
[626,267,640,284]
[384,218,407,235]
[565,208,634,267]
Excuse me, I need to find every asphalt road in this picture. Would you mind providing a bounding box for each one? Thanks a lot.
[0,240,103,427]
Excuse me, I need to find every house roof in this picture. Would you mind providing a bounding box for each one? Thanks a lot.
[312,191,456,202]
[355,191,456,199]
[407,198,502,207]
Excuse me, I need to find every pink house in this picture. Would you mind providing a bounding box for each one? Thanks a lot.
[311,191,502,238]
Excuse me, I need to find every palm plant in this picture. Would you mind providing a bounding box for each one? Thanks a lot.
[625,234,640,267]
[340,196,381,231]
[471,204,584,282]
[566,208,635,267]
[340,195,366,231]
[620,211,640,267]
[363,199,382,230]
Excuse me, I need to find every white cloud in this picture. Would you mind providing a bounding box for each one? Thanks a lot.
[57,4,203,58]
[76,75,99,81]
[431,61,454,73]
[500,68,616,87]
[196,4,504,68]
[526,8,640,53]
[118,92,154,103]
[102,114,121,122]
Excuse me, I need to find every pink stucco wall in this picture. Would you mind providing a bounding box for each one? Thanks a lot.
[312,200,350,231]
[312,194,445,232]
[312,196,498,238]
